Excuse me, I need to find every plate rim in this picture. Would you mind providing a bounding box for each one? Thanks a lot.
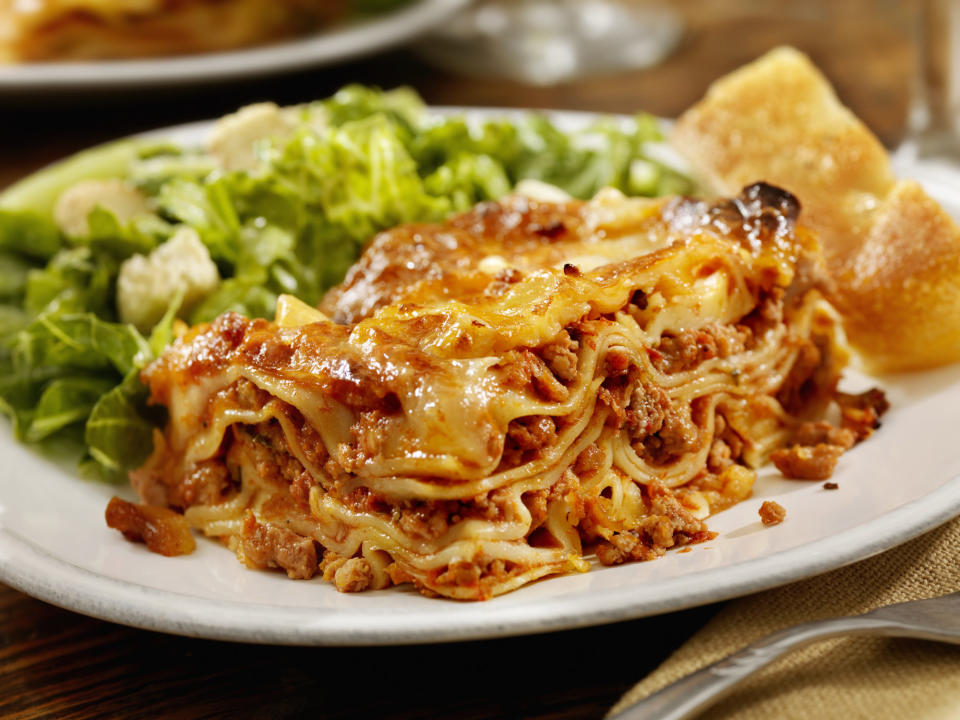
[0,0,470,91]
[1,108,959,646]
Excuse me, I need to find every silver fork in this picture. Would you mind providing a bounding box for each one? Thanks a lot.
[609,590,960,720]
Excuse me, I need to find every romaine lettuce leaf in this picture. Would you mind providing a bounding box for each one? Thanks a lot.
[24,247,118,318]
[26,375,117,443]
[156,178,242,266]
[0,210,63,261]
[13,312,150,377]
[0,140,142,215]
[0,253,33,303]
[83,206,169,258]
[84,369,163,483]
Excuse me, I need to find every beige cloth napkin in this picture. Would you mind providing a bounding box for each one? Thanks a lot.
[609,517,960,719]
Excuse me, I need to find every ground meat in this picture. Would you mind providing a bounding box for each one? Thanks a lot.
[840,407,880,441]
[794,420,856,450]
[604,346,631,376]
[288,470,316,507]
[597,531,661,565]
[598,377,632,428]
[641,516,676,547]
[235,377,270,410]
[235,423,316,501]
[759,500,786,526]
[595,541,629,565]
[510,415,556,450]
[348,409,392,462]
[523,490,549,530]
[436,560,482,589]
[320,554,374,592]
[753,292,784,324]
[323,456,352,488]
[176,458,232,508]
[651,324,751,374]
[625,383,670,439]
[485,558,514,589]
[502,415,557,466]
[776,340,822,414]
[712,413,745,462]
[686,463,757,514]
[638,405,699,464]
[397,503,450,540]
[544,469,584,528]
[646,482,705,536]
[540,332,579,383]
[770,443,845,480]
[386,562,416,586]
[240,512,318,579]
[498,348,569,401]
[741,290,784,336]
[574,444,605,477]
[724,430,744,460]
[594,482,713,565]
[429,557,519,599]
[105,497,196,556]
[293,413,329,471]
[707,438,733,472]
[713,324,753,356]
[837,387,890,414]
[653,329,718,373]
[333,558,373,593]
[342,486,391,517]
[836,388,889,441]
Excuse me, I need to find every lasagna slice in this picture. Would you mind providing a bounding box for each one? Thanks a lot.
[124,183,848,599]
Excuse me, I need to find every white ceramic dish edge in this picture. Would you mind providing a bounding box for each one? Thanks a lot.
[0,0,470,91]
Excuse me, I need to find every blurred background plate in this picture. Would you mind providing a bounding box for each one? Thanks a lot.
[0,0,470,94]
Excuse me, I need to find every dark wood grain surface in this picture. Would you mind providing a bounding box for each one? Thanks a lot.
[0,2,918,718]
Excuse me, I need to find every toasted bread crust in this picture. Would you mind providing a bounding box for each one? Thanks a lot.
[673,46,960,372]
[843,181,960,370]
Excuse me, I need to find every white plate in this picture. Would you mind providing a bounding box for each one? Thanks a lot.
[2,112,960,646]
[0,0,470,93]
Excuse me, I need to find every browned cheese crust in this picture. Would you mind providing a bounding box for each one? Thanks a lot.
[672,46,960,372]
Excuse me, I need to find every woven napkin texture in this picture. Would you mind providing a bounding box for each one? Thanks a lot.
[609,517,960,720]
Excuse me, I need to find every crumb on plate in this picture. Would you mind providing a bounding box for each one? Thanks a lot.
[759,500,786,526]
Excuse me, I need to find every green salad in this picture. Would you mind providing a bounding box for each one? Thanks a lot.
[0,85,694,482]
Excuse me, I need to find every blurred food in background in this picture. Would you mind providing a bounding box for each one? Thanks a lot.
[0,0,414,63]
[414,0,916,151]
[417,0,683,85]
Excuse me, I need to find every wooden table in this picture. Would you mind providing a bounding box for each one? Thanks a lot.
[0,2,918,717]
